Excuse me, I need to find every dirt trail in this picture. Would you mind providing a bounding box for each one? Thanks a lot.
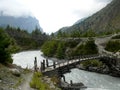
[95,34,116,55]
[95,37,111,54]
[19,72,35,90]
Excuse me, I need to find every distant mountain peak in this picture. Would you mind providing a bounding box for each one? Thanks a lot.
[0,14,43,32]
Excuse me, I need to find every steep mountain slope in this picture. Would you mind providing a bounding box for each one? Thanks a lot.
[0,15,43,32]
[60,0,120,34]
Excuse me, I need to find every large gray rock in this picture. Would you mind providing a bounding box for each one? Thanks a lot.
[10,68,21,77]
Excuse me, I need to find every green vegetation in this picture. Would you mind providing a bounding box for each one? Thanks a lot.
[81,30,96,37]
[5,25,48,50]
[41,40,59,57]
[56,42,66,59]
[0,25,48,63]
[73,39,98,56]
[105,40,120,52]
[54,30,97,38]
[41,40,66,59]
[54,29,120,38]
[13,78,23,89]
[30,72,51,90]
[81,60,103,68]
[42,39,98,59]
[0,28,14,63]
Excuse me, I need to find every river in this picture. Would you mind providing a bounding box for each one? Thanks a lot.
[12,50,120,90]
[12,50,53,68]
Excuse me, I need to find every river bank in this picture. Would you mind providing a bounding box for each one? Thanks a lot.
[76,60,120,77]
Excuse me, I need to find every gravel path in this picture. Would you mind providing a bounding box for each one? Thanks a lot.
[19,72,35,90]
[95,34,117,55]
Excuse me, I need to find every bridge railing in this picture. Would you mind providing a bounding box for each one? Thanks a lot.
[34,54,118,72]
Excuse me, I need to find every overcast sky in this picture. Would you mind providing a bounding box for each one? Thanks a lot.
[0,0,112,34]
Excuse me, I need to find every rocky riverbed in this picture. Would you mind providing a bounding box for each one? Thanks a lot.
[77,62,120,77]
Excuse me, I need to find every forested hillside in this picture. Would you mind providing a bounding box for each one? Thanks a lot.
[5,26,49,50]
[57,0,120,36]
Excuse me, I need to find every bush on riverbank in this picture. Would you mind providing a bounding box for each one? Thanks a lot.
[81,59,103,68]
[41,40,59,57]
[41,40,66,59]
[72,39,98,56]
[30,72,60,90]
[105,40,120,52]
[30,72,49,90]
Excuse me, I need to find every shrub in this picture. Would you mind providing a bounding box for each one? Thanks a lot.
[74,39,98,55]
[29,72,50,90]
[41,40,66,59]
[41,40,58,57]
[105,41,120,52]
[81,60,103,68]
[56,42,66,59]
[0,28,13,63]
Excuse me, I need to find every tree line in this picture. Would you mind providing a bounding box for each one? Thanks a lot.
[41,39,98,59]
[5,25,49,50]
[0,25,49,64]
[51,29,120,38]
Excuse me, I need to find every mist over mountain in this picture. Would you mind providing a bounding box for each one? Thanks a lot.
[0,12,43,32]
[58,0,120,34]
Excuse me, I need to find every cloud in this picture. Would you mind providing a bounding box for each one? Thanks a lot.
[96,0,112,3]
[0,0,32,17]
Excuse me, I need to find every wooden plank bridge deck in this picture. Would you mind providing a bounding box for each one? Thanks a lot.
[37,54,118,73]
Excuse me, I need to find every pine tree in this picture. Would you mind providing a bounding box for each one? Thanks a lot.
[0,28,13,63]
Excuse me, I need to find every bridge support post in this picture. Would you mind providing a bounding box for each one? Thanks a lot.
[70,80,73,86]
[79,56,81,62]
[67,60,69,65]
[43,60,45,70]
[46,59,49,67]
[53,61,56,69]
[40,62,43,72]
[63,75,66,82]
[67,60,70,71]
[34,57,37,72]
[58,63,60,68]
